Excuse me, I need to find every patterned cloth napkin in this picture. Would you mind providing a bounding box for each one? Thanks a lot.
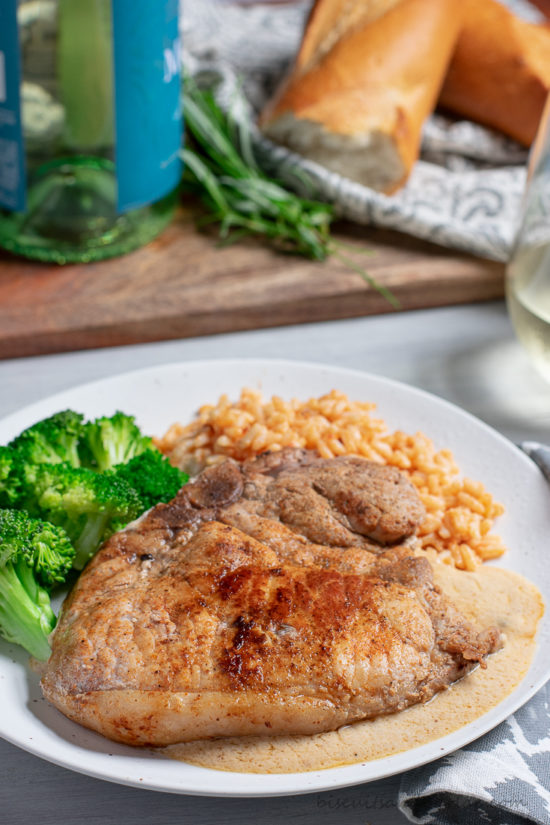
[398,680,550,825]
[182,0,547,262]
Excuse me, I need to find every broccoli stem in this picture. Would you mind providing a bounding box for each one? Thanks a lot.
[72,512,111,570]
[0,558,56,660]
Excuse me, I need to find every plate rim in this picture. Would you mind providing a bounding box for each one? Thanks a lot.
[0,356,548,798]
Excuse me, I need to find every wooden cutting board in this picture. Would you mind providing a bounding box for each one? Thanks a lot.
[0,205,505,360]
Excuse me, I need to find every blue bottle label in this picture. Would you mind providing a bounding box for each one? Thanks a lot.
[0,0,182,215]
[0,0,26,212]
[112,0,182,212]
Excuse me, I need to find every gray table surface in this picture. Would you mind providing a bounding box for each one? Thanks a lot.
[2,300,550,825]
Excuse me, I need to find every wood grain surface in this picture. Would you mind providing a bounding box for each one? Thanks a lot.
[0,205,505,360]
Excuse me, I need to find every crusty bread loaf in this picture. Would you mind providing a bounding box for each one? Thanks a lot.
[439,0,550,147]
[259,0,463,194]
[295,0,404,73]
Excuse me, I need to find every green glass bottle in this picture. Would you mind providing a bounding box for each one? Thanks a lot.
[0,0,182,264]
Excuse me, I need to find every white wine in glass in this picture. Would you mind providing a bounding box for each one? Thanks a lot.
[506,95,550,380]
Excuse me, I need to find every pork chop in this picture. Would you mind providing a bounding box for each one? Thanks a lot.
[41,449,501,746]
[226,447,426,549]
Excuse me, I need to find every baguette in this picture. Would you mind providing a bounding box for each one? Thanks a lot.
[439,0,550,147]
[295,0,403,72]
[259,0,463,194]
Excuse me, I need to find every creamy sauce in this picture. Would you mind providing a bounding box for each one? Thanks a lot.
[164,554,544,774]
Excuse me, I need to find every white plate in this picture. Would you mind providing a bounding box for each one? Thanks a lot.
[0,358,548,797]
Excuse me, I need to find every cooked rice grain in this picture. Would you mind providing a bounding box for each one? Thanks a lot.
[155,389,506,568]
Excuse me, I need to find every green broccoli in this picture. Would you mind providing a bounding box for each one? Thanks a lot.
[9,410,85,468]
[0,446,23,509]
[0,509,75,660]
[1,507,75,589]
[112,449,188,511]
[79,411,154,472]
[1,410,178,579]
[16,462,142,570]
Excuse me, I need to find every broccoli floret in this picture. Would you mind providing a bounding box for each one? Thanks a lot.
[112,449,188,511]
[0,509,75,660]
[79,411,154,472]
[0,508,75,589]
[9,410,85,468]
[0,447,21,509]
[16,463,142,570]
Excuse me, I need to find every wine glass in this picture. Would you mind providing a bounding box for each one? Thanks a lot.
[506,94,550,381]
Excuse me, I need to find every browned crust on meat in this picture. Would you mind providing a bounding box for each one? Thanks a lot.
[41,450,500,747]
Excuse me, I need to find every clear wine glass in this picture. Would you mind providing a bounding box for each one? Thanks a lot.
[506,94,550,381]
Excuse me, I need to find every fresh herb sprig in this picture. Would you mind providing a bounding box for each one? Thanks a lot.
[181,79,399,308]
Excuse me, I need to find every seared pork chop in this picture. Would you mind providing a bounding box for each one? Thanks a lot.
[226,447,426,549]
[41,449,501,746]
